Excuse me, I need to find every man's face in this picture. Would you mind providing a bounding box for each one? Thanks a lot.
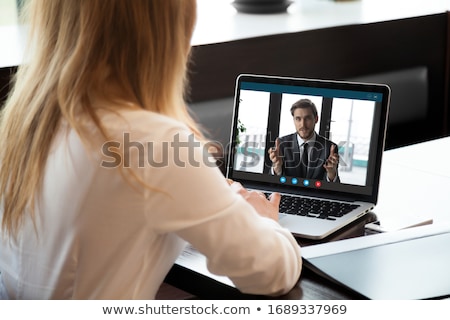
[293,107,318,140]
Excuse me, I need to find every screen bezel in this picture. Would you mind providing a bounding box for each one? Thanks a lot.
[226,74,391,204]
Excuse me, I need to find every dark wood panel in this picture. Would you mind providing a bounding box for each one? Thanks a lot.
[444,11,450,135]
[1,13,449,147]
[187,13,449,147]
[0,66,16,107]
[188,13,447,102]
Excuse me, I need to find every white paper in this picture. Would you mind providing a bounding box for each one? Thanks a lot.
[175,244,235,287]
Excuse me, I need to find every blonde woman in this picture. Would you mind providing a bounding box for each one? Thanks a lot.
[0,0,301,299]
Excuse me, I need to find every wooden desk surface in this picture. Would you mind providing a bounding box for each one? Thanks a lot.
[157,137,450,299]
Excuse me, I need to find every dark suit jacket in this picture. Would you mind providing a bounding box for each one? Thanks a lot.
[278,133,340,182]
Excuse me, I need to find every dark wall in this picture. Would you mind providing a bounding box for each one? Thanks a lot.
[1,13,449,149]
[187,13,450,148]
[0,67,16,107]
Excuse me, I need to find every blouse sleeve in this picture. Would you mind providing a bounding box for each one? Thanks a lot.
[141,126,302,296]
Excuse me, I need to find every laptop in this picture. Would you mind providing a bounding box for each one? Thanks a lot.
[226,74,391,239]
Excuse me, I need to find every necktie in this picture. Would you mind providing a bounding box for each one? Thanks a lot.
[301,142,308,178]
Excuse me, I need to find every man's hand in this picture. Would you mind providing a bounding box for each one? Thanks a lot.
[268,138,283,175]
[324,144,339,181]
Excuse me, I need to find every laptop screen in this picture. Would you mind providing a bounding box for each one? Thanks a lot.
[226,74,390,204]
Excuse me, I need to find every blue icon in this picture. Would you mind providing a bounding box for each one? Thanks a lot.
[303,179,310,186]
[280,176,286,183]
[291,178,298,185]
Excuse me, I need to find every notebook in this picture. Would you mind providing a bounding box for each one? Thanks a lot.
[226,74,391,239]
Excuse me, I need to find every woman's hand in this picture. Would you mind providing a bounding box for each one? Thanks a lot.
[228,179,281,221]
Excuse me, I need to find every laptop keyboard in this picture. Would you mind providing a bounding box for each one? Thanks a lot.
[276,194,360,221]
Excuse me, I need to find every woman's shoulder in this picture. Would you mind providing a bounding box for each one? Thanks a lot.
[103,109,186,128]
[99,109,189,140]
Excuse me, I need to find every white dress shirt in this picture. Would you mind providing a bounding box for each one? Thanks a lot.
[296,132,316,177]
[296,132,337,182]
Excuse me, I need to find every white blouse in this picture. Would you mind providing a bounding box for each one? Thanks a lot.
[0,109,302,299]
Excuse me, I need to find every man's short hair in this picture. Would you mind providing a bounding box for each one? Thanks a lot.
[290,99,318,118]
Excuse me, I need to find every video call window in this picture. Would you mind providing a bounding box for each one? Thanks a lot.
[234,89,376,187]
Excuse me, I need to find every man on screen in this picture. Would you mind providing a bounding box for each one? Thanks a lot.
[268,98,340,182]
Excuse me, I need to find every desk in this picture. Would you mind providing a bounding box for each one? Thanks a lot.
[159,137,450,299]
[375,137,450,225]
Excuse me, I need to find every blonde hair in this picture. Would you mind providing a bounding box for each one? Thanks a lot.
[0,0,199,235]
